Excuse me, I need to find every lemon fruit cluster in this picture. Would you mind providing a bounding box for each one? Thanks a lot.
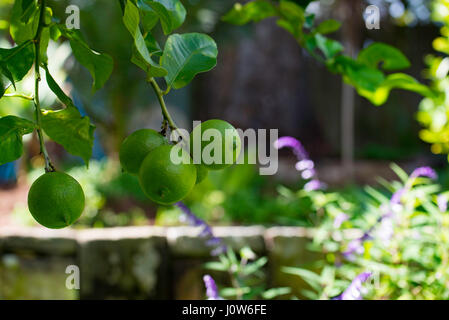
[119,120,241,205]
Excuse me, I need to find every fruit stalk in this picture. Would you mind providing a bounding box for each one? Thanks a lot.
[148,77,178,131]
[33,0,54,172]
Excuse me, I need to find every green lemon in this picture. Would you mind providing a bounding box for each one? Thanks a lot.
[189,119,241,170]
[195,164,209,184]
[119,129,168,175]
[139,145,197,205]
[28,172,85,229]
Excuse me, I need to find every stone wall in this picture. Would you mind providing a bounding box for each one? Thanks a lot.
[0,226,316,300]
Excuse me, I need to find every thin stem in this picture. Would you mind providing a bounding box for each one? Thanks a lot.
[148,77,178,131]
[34,0,54,172]
[229,271,243,300]
[4,93,34,100]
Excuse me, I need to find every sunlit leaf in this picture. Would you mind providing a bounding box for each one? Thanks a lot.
[10,0,39,44]
[276,0,304,38]
[161,33,218,89]
[59,28,113,92]
[41,107,95,167]
[123,1,167,77]
[222,0,276,25]
[333,56,385,92]
[204,261,228,271]
[314,34,343,59]
[0,115,36,165]
[261,287,291,299]
[282,266,322,292]
[359,73,435,106]
[138,0,186,35]
[315,19,341,34]
[0,41,35,82]
[358,43,410,71]
[21,0,37,23]
[44,65,76,109]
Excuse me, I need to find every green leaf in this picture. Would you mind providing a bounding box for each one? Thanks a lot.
[130,33,164,74]
[137,0,186,35]
[40,27,50,63]
[39,7,53,64]
[314,34,343,59]
[222,0,277,26]
[241,257,268,275]
[123,1,167,77]
[0,76,11,98]
[333,55,385,92]
[60,28,113,92]
[44,65,76,109]
[390,162,409,183]
[240,246,256,260]
[0,115,36,165]
[358,73,434,106]
[358,43,411,71]
[10,0,40,44]
[276,0,305,39]
[22,0,34,11]
[433,36,449,55]
[204,261,228,271]
[282,266,322,292]
[49,24,62,41]
[161,33,218,89]
[315,19,341,34]
[279,0,304,23]
[261,287,291,299]
[0,41,35,97]
[0,63,16,90]
[41,107,95,167]
[21,0,37,23]
[220,287,251,298]
[304,14,315,29]
[276,19,300,38]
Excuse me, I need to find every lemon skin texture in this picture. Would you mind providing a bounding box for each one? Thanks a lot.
[195,164,209,184]
[139,145,197,205]
[119,129,168,175]
[28,171,85,229]
[189,119,241,170]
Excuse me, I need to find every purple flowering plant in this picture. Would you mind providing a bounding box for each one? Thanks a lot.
[284,163,449,299]
[203,246,291,300]
[203,247,291,300]
[193,133,449,300]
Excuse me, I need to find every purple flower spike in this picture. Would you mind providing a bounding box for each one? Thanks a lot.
[342,166,437,261]
[335,272,372,300]
[304,179,326,191]
[410,166,437,180]
[175,202,227,255]
[203,275,222,300]
[275,136,326,191]
[333,213,349,229]
[390,188,405,206]
[295,159,314,171]
[438,194,448,212]
[342,239,365,260]
[391,167,437,205]
[274,136,309,160]
[377,216,394,244]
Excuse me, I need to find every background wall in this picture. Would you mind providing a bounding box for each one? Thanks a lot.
[0,226,326,299]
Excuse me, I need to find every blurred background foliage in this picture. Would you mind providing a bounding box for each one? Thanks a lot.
[2,0,449,230]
